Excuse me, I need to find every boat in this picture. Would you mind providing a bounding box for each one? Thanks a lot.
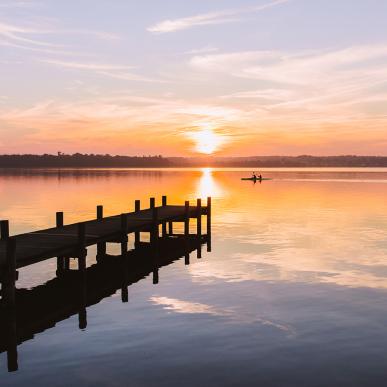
[241,177,272,181]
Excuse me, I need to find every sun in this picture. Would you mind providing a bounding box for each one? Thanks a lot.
[188,123,224,154]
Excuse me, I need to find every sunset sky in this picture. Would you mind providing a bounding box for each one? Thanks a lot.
[0,0,386,156]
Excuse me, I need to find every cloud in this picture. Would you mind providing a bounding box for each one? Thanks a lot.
[39,59,167,83]
[1,40,387,156]
[183,46,219,55]
[0,94,247,155]
[191,45,387,84]
[191,44,387,113]
[0,21,119,55]
[147,0,290,33]
[39,59,133,71]
[0,39,80,55]
[0,21,57,47]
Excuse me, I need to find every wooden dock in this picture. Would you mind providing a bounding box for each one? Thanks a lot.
[0,233,210,372]
[0,196,212,310]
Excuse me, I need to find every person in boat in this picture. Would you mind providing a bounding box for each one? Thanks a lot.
[252,172,257,179]
[259,174,262,180]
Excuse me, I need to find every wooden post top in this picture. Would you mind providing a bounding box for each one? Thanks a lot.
[56,212,64,227]
[0,220,10,240]
[96,205,103,220]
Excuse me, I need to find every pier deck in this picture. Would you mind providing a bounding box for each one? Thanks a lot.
[0,203,208,271]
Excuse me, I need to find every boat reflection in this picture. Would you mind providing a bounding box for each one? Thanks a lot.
[0,233,210,372]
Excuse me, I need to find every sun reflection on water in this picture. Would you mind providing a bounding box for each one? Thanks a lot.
[195,168,223,199]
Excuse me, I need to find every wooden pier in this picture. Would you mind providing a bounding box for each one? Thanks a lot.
[0,196,212,311]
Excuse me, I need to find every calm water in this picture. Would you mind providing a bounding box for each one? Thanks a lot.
[1,168,387,386]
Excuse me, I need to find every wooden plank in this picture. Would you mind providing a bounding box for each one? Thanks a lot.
[0,203,209,273]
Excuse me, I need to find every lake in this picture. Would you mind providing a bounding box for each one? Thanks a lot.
[1,168,387,386]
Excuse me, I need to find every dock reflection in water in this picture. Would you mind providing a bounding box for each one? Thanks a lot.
[0,232,211,372]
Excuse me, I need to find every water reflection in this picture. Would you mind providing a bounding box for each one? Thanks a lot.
[0,234,210,372]
[194,168,223,199]
[1,169,387,385]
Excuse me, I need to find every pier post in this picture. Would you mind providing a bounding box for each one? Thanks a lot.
[151,205,159,244]
[3,238,16,309]
[168,221,173,235]
[207,197,212,252]
[77,221,87,328]
[197,239,202,259]
[96,205,103,220]
[5,307,18,372]
[77,223,86,271]
[56,212,65,276]
[78,222,86,249]
[162,196,167,237]
[96,243,106,262]
[56,211,64,227]
[184,201,190,237]
[150,198,158,243]
[151,200,159,283]
[196,198,202,236]
[184,201,190,265]
[152,268,159,284]
[96,205,107,261]
[64,257,70,270]
[196,199,202,259]
[0,220,9,240]
[79,306,87,330]
[78,265,87,330]
[134,199,140,246]
[121,255,129,303]
[120,213,128,255]
[78,252,86,271]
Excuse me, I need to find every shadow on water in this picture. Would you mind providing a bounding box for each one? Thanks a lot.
[0,233,211,372]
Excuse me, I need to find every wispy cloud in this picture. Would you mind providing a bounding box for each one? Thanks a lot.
[183,46,219,55]
[191,44,387,111]
[147,0,290,33]
[0,20,119,56]
[0,21,57,46]
[191,45,387,82]
[39,58,167,83]
[39,59,133,72]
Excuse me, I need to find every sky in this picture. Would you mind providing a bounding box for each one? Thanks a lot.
[0,0,386,156]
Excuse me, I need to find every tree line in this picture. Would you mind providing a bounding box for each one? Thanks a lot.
[1,154,387,167]
[0,153,171,167]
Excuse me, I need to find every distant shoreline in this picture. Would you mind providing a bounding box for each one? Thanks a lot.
[1,154,387,168]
